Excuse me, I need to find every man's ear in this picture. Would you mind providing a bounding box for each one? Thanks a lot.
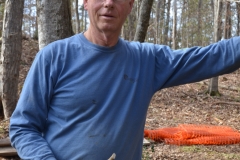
[128,0,135,14]
[83,0,88,10]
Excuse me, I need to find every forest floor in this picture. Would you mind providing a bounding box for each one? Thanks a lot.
[1,38,240,160]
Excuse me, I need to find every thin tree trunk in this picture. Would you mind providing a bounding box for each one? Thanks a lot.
[0,2,4,38]
[127,15,132,41]
[224,1,231,39]
[237,2,240,36]
[155,0,161,44]
[172,0,177,49]
[0,0,24,119]
[81,5,84,32]
[134,0,154,42]
[75,0,80,33]
[180,0,187,47]
[159,0,166,44]
[163,0,171,45]
[197,0,202,46]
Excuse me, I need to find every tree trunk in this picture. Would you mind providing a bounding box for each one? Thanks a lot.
[81,5,84,32]
[197,0,202,46]
[224,1,231,39]
[155,0,161,44]
[36,0,74,49]
[172,0,177,49]
[207,0,223,96]
[237,2,240,36]
[75,0,80,33]
[0,2,5,38]
[163,0,171,45]
[159,0,166,44]
[128,11,136,41]
[180,0,187,47]
[0,0,24,119]
[134,0,154,42]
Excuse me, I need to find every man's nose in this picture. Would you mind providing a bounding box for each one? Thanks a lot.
[104,0,114,7]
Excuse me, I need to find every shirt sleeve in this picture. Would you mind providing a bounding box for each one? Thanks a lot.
[153,37,240,91]
[9,48,57,160]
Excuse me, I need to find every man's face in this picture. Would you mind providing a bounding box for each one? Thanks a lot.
[84,0,134,34]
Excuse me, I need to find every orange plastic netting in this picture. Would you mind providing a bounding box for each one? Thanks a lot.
[144,124,240,145]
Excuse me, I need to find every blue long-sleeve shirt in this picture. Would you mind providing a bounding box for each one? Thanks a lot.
[10,33,240,159]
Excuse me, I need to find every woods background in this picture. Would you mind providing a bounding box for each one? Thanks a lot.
[0,0,239,119]
[0,0,239,159]
[1,0,240,47]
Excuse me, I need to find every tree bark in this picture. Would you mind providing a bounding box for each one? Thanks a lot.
[36,0,74,49]
[0,0,24,119]
[134,0,154,42]
[236,2,240,36]
[159,0,166,44]
[155,0,161,44]
[172,0,177,49]
[163,0,171,45]
[207,0,223,96]
[197,0,202,46]
[224,1,231,39]
[75,0,80,33]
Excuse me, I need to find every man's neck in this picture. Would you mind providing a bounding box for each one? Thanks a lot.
[84,28,120,47]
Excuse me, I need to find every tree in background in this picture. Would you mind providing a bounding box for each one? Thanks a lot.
[20,0,240,48]
[36,0,74,49]
[0,0,24,119]
[0,0,239,107]
[163,0,171,46]
[172,0,177,49]
[0,0,5,38]
[74,0,80,33]
[207,0,223,96]
[224,1,231,39]
[70,0,88,34]
[134,0,154,42]
[237,2,240,36]
[154,0,162,44]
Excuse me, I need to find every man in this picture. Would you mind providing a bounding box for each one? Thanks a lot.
[9,0,240,159]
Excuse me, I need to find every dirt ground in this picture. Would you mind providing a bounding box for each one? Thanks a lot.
[143,75,240,160]
[2,39,240,160]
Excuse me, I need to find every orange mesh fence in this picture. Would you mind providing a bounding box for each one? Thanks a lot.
[165,136,240,145]
[144,124,240,145]
[144,127,180,142]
